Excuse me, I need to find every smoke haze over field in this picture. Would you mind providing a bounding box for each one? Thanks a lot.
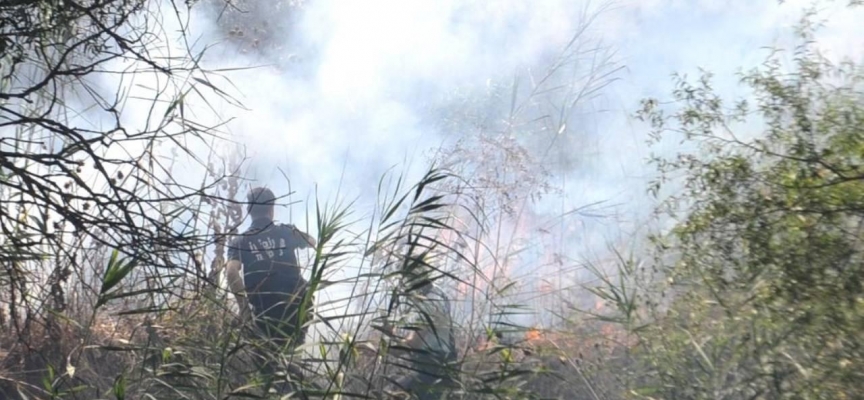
[91,0,864,329]
[177,0,864,223]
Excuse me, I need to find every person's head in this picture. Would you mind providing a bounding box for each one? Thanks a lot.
[246,186,276,222]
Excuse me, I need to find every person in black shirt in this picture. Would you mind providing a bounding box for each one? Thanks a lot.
[225,187,316,364]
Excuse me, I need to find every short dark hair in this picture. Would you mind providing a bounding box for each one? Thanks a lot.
[246,187,276,220]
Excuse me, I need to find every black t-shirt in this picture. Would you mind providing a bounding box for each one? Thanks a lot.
[226,219,312,303]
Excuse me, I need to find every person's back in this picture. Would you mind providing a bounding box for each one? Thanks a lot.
[229,221,312,341]
[225,187,316,348]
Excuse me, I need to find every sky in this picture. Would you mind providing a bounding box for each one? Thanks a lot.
[75,0,864,332]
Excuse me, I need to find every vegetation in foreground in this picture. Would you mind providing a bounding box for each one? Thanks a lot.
[1,0,863,399]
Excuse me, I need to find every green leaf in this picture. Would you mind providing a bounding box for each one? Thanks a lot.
[112,373,126,400]
[42,365,55,394]
[95,250,137,308]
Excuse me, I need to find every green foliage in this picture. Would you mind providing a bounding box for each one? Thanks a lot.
[112,374,126,400]
[95,250,139,309]
[624,15,864,400]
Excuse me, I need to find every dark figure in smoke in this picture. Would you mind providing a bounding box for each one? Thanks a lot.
[385,256,459,399]
[225,187,316,378]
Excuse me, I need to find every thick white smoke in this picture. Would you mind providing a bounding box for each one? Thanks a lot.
[89,0,864,334]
